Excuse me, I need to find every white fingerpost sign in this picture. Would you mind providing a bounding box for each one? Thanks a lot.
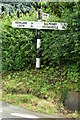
[42,12,49,21]
[12,21,67,30]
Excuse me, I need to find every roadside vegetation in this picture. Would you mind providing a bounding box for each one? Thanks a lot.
[2,69,80,118]
[1,2,80,119]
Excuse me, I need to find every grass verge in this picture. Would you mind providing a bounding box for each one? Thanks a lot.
[1,68,80,119]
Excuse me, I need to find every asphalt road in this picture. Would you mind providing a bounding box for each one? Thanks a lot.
[0,101,69,120]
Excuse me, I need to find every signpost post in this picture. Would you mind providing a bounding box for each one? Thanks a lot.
[12,3,67,69]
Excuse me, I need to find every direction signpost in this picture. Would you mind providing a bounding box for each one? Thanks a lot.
[12,21,67,30]
[12,4,67,69]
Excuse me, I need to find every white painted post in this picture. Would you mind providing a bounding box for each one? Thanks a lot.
[36,8,42,69]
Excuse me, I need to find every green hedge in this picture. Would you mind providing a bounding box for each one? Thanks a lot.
[1,3,79,71]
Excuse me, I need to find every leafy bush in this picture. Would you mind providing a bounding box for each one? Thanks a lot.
[2,12,37,70]
[1,2,79,72]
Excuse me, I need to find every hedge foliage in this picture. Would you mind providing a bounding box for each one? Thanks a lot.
[0,2,38,16]
[1,2,79,71]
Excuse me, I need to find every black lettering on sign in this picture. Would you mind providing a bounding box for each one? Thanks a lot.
[49,23,57,25]
[44,22,48,25]
[61,23,66,29]
[15,22,27,24]
[31,22,33,27]
[53,23,57,25]
[15,22,22,24]
[57,26,58,29]
[49,23,52,25]
[17,25,25,27]
[23,22,27,24]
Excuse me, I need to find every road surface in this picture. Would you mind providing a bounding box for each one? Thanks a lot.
[0,101,67,120]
